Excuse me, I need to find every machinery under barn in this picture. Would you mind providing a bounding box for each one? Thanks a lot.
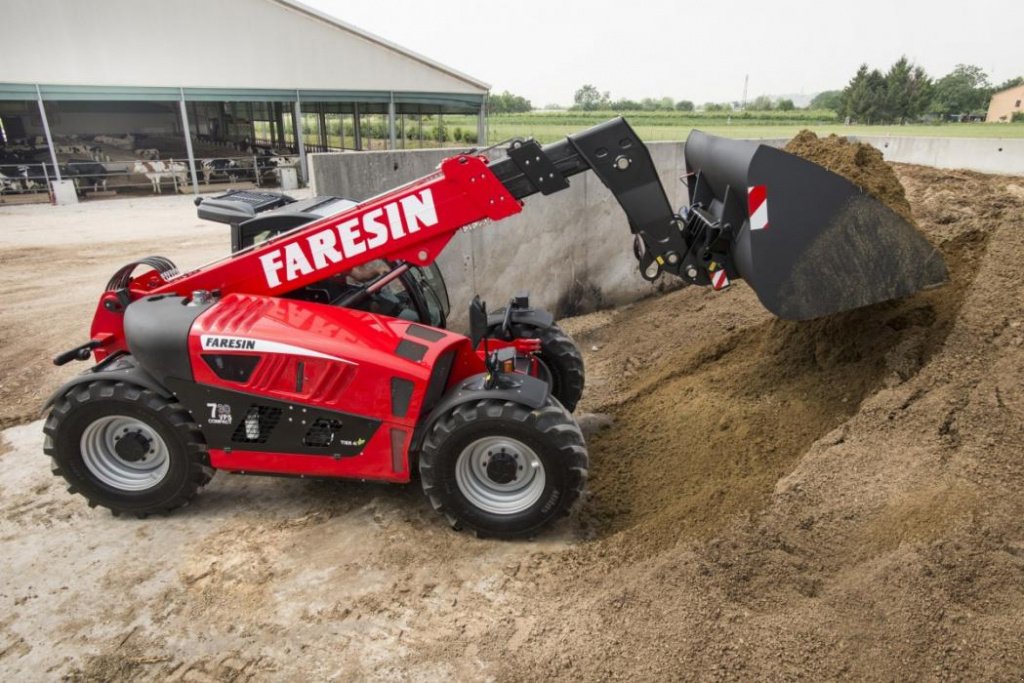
[0,0,488,203]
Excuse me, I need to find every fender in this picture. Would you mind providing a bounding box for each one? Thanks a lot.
[41,354,172,412]
[410,371,550,453]
[486,302,555,340]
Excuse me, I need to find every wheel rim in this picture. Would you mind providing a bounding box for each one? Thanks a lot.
[455,436,546,515]
[80,415,170,492]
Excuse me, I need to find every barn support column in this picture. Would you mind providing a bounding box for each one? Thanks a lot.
[353,103,362,151]
[388,93,397,150]
[267,102,276,145]
[247,102,256,145]
[36,85,77,205]
[273,102,284,147]
[317,104,327,150]
[178,89,200,196]
[34,85,60,183]
[277,103,285,147]
[477,98,487,145]
[293,93,307,184]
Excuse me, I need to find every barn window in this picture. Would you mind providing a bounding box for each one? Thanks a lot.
[1016,99,1022,108]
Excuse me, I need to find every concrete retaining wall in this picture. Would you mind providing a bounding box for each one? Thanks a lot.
[853,136,1024,176]
[308,134,1021,326]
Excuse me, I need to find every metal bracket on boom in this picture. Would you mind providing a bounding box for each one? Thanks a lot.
[488,118,687,282]
[505,139,570,196]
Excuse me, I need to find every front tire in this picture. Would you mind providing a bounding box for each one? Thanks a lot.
[43,381,213,517]
[419,398,588,538]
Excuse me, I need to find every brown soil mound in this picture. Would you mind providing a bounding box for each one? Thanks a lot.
[785,129,916,226]
[485,164,1024,679]
[583,226,983,546]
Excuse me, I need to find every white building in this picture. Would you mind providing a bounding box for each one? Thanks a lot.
[0,0,489,197]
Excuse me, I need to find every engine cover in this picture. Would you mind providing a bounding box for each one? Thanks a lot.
[130,293,480,482]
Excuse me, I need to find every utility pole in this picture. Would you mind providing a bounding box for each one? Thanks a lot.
[741,74,749,111]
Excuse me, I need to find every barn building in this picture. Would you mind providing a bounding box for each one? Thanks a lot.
[0,0,489,202]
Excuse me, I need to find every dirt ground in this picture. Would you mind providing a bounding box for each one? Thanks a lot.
[1,164,1023,680]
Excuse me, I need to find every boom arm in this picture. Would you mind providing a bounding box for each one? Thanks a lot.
[90,118,689,357]
[87,115,947,359]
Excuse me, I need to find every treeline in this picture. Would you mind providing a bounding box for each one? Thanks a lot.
[814,60,1022,123]
[493,61,1023,123]
[487,91,532,114]
[572,84,796,113]
[571,85,695,112]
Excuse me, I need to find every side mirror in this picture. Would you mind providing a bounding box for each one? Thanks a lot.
[468,296,488,349]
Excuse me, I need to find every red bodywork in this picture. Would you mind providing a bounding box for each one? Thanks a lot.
[86,153,526,481]
[90,154,521,361]
[192,293,483,482]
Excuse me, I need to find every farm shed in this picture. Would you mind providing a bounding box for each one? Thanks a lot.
[0,0,488,202]
[986,84,1024,122]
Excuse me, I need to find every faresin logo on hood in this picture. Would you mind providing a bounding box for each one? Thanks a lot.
[259,188,438,288]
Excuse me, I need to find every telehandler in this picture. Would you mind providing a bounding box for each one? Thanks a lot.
[43,118,946,537]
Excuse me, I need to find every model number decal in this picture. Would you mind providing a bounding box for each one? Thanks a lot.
[206,402,232,425]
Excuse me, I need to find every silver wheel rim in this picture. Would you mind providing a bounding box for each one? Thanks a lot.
[80,415,170,491]
[455,436,545,515]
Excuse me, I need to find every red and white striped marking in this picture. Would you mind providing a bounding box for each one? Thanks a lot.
[748,185,769,231]
[711,269,730,290]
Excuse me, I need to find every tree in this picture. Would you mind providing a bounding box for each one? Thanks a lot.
[675,100,695,112]
[488,90,532,114]
[573,84,610,111]
[992,76,1023,93]
[747,95,774,111]
[810,90,844,111]
[703,102,732,112]
[930,64,990,117]
[884,56,932,123]
[842,64,887,123]
[609,98,641,110]
[776,98,795,111]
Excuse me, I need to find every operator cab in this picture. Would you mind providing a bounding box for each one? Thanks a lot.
[195,189,450,327]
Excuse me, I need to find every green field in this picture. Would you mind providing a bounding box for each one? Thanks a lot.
[474,110,1024,144]
[268,109,1024,153]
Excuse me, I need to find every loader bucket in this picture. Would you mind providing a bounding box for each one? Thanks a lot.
[684,131,948,320]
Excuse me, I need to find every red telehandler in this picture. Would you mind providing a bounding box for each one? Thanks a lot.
[42,118,947,537]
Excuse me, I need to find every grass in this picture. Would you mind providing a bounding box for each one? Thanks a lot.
[475,111,1024,144]
[258,110,1024,153]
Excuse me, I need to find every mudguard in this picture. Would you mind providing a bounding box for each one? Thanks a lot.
[411,371,550,452]
[486,302,555,339]
[41,354,171,412]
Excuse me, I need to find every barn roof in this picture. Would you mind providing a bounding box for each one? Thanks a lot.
[0,0,488,106]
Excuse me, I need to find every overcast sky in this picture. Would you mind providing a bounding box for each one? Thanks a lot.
[304,0,1021,105]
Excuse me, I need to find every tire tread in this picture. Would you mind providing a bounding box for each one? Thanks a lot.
[44,381,213,516]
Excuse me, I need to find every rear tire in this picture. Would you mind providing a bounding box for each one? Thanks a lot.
[419,397,588,538]
[490,322,585,412]
[43,381,213,517]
